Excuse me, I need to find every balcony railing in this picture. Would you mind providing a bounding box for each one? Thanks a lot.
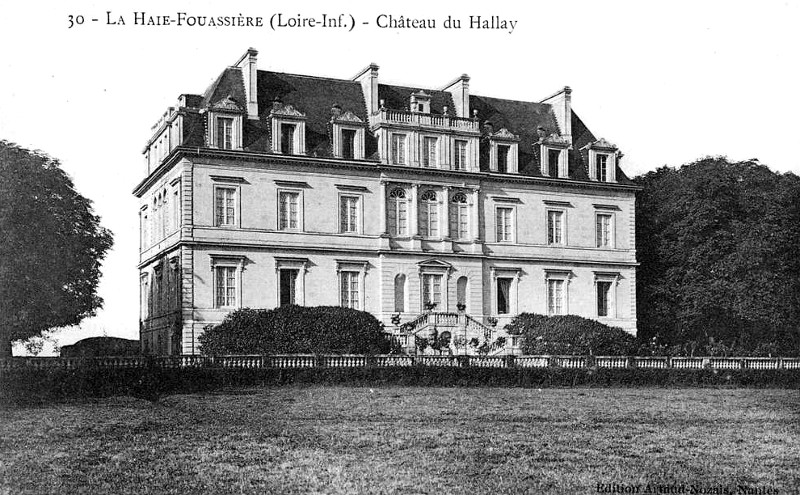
[373,109,480,132]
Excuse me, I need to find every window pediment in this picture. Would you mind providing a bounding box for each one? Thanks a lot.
[417,258,453,273]
[270,103,306,119]
[582,137,617,151]
[491,128,520,142]
[333,111,364,124]
[210,96,244,113]
[540,133,570,148]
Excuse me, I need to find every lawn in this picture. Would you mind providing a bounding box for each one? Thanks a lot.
[1,387,798,494]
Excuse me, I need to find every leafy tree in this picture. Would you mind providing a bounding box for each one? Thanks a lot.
[0,141,113,356]
[635,157,800,355]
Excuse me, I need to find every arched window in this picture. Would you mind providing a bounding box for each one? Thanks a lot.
[419,190,439,238]
[387,187,408,236]
[449,192,469,240]
[394,274,406,312]
[456,276,468,310]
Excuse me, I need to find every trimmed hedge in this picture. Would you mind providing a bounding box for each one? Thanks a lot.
[2,366,798,405]
[199,306,397,355]
[507,314,637,355]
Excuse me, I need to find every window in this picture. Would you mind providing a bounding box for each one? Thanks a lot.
[388,188,408,236]
[340,271,360,309]
[391,134,407,165]
[596,213,612,248]
[497,278,512,314]
[419,190,439,238]
[342,129,356,159]
[547,279,564,315]
[280,124,296,154]
[547,149,561,177]
[278,191,299,230]
[596,154,608,182]
[422,137,437,168]
[454,140,468,171]
[597,281,612,317]
[394,274,406,313]
[547,210,564,245]
[173,188,180,232]
[497,145,510,173]
[422,274,443,309]
[449,193,469,240]
[140,274,149,319]
[215,266,237,308]
[216,117,233,149]
[496,207,513,242]
[141,210,149,249]
[339,195,360,233]
[279,269,298,306]
[215,187,237,227]
[456,276,468,310]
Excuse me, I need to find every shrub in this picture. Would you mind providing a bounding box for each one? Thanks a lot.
[60,337,140,357]
[198,305,397,355]
[507,313,636,355]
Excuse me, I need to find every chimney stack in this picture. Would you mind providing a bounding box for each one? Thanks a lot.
[441,74,470,118]
[234,48,259,120]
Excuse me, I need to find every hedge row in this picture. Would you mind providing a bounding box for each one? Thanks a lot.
[2,367,799,405]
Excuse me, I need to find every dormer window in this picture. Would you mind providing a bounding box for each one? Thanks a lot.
[280,124,296,154]
[410,90,431,114]
[270,101,306,155]
[216,117,234,149]
[489,128,519,173]
[596,154,608,182]
[207,96,244,151]
[582,138,618,183]
[497,145,510,173]
[538,134,571,178]
[330,108,366,160]
[342,130,356,159]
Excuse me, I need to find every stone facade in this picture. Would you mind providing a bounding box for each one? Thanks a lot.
[134,48,639,355]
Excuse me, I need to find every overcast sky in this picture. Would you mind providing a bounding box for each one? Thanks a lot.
[1,0,798,352]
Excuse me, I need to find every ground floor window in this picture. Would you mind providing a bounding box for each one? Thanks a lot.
[422,274,443,309]
[597,281,612,317]
[547,279,564,315]
[279,269,298,306]
[340,271,360,309]
[215,266,237,308]
[496,277,512,314]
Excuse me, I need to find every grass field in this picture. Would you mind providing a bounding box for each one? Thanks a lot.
[1,387,798,494]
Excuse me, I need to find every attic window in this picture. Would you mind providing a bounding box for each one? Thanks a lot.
[547,149,561,177]
[216,117,233,149]
[281,124,296,154]
[497,145,510,173]
[596,154,608,182]
[342,129,356,159]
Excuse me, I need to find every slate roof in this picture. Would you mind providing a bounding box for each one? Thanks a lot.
[180,64,632,184]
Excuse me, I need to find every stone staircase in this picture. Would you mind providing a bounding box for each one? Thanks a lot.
[395,312,498,355]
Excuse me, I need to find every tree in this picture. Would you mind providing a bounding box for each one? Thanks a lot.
[0,141,113,356]
[635,157,800,355]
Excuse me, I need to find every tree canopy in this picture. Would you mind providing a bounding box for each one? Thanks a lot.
[0,141,113,356]
[635,157,800,355]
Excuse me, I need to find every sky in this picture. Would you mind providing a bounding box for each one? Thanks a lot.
[1,0,799,353]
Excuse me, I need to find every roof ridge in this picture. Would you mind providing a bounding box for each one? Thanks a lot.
[257,69,358,84]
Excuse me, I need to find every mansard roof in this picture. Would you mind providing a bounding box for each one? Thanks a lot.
[202,67,247,111]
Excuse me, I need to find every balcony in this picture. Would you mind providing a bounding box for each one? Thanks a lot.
[373,108,480,132]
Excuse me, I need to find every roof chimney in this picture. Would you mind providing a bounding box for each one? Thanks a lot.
[441,74,470,118]
[353,63,380,116]
[540,86,572,143]
[234,48,259,120]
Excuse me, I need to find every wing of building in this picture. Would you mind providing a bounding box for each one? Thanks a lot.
[134,48,640,356]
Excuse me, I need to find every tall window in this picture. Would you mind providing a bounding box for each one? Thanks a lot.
[340,195,360,233]
[422,137,437,168]
[596,213,612,248]
[391,134,407,165]
[547,149,561,177]
[497,278,512,314]
[456,276,468,310]
[340,271,360,309]
[140,274,149,319]
[141,211,149,249]
[215,187,236,226]
[454,140,467,171]
[279,191,299,230]
[547,279,564,315]
[280,123,296,154]
[449,193,469,240]
[547,210,564,245]
[496,207,513,242]
[422,274,443,309]
[216,117,233,149]
[388,188,408,236]
[596,154,608,182]
[215,266,237,308]
[419,190,439,238]
[497,145,510,173]
[342,129,356,159]
[597,281,612,317]
[394,274,406,313]
[279,269,297,306]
